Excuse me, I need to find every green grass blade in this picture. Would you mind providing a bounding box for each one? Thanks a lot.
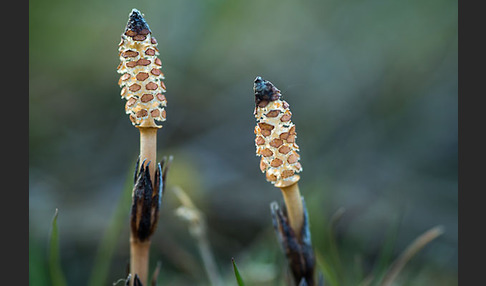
[353,254,365,284]
[48,209,67,286]
[232,258,245,286]
[327,208,345,284]
[87,168,135,286]
[315,251,339,286]
[29,236,49,286]
[371,215,402,285]
[379,226,444,286]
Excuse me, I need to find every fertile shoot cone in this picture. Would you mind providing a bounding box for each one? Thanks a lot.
[117,8,167,128]
[254,76,302,187]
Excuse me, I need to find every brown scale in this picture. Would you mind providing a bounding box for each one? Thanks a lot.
[271,158,283,167]
[126,61,137,68]
[255,136,265,145]
[137,59,151,66]
[133,35,147,41]
[266,172,277,182]
[151,109,160,117]
[151,68,161,76]
[136,72,149,81]
[146,82,158,90]
[123,50,139,58]
[260,148,274,157]
[140,94,153,103]
[129,84,141,92]
[266,110,280,117]
[279,145,291,154]
[270,139,283,148]
[145,48,156,56]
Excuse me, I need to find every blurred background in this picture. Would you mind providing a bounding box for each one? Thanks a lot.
[29,0,457,285]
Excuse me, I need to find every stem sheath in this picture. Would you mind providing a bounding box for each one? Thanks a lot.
[131,126,157,285]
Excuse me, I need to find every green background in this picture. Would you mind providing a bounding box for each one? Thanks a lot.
[29,0,457,285]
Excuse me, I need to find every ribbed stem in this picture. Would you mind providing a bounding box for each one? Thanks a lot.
[130,237,151,286]
[279,182,304,238]
[131,127,157,285]
[138,127,158,186]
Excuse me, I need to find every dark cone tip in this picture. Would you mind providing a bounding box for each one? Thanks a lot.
[254,76,281,103]
[253,76,267,93]
[126,8,151,34]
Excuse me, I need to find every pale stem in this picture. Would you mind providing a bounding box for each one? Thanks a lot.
[279,182,304,238]
[130,238,151,286]
[138,127,158,185]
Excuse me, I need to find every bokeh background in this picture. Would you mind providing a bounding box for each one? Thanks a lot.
[29,0,458,285]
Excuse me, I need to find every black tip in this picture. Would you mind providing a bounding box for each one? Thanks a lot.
[253,76,266,92]
[253,76,281,104]
[133,274,143,286]
[126,8,151,34]
[125,274,131,286]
